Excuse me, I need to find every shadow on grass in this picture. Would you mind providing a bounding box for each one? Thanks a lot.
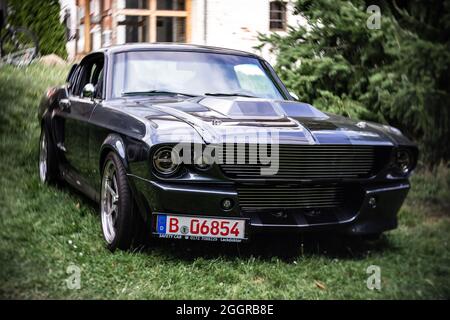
[146,231,395,262]
[61,181,396,262]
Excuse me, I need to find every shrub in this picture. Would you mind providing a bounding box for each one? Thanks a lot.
[258,0,450,166]
[7,0,67,59]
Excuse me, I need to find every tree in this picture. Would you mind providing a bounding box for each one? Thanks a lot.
[258,0,450,166]
[7,0,67,59]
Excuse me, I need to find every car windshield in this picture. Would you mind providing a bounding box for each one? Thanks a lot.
[112,51,285,100]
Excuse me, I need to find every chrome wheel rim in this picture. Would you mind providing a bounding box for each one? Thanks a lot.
[39,131,47,182]
[101,160,119,244]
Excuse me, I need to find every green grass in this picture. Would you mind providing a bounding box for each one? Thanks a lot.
[0,63,449,299]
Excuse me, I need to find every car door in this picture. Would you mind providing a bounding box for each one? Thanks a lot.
[57,54,104,196]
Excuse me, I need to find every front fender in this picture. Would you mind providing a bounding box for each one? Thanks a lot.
[99,133,151,223]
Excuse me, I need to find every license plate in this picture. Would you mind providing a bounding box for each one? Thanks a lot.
[155,214,246,242]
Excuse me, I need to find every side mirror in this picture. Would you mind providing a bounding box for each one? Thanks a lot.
[289,91,299,101]
[81,83,95,99]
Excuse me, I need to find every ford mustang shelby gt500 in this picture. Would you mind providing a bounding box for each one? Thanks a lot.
[38,44,418,251]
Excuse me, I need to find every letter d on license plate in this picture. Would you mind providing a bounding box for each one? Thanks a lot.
[156,214,246,241]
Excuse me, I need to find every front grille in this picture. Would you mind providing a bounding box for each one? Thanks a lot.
[220,144,386,180]
[237,184,344,209]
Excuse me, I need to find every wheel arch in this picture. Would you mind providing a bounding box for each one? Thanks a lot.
[99,133,150,225]
[99,134,128,174]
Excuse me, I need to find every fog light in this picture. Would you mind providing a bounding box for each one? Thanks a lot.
[368,197,377,209]
[221,198,234,210]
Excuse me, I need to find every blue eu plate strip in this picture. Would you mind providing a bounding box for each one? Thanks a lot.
[157,215,167,234]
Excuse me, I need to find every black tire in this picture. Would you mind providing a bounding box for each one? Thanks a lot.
[100,152,145,251]
[39,126,58,184]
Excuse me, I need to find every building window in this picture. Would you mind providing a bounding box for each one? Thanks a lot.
[117,0,189,43]
[157,0,185,10]
[125,0,148,9]
[77,0,190,54]
[157,16,186,42]
[269,1,287,30]
[118,15,149,43]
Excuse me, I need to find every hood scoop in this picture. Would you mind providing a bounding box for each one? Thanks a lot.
[199,97,328,120]
[146,97,333,145]
[198,97,285,120]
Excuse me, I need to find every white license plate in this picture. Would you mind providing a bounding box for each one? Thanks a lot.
[156,214,246,241]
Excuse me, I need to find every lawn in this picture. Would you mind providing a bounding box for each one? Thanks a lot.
[0,63,449,299]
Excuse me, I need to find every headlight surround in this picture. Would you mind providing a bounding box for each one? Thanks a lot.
[394,148,414,175]
[152,146,180,176]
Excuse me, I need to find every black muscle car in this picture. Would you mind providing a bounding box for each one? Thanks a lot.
[38,44,418,251]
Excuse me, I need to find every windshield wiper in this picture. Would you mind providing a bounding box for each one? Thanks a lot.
[204,92,258,98]
[122,90,197,97]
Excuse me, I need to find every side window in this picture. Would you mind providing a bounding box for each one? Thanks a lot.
[77,64,93,96]
[67,64,78,84]
[91,59,105,98]
[74,55,105,98]
[94,68,104,98]
[68,65,82,96]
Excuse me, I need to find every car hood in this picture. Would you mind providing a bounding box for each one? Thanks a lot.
[114,96,411,146]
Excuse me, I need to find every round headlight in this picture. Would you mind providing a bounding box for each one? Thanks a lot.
[396,149,412,175]
[153,147,180,175]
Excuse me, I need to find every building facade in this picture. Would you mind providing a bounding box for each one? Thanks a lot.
[61,0,304,62]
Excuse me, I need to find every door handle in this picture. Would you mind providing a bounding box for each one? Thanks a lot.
[59,98,71,111]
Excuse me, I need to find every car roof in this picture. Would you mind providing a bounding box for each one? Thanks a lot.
[92,43,261,59]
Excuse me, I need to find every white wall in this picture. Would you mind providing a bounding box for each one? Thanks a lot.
[59,0,77,60]
[190,0,306,64]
